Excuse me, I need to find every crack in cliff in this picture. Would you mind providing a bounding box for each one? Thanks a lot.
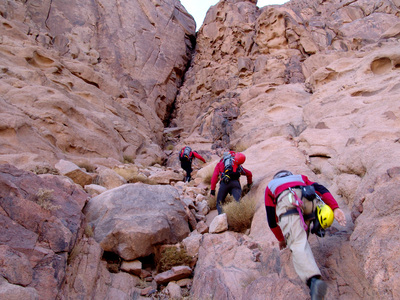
[70,71,100,88]
[162,44,195,132]
[137,0,156,26]
[44,0,53,31]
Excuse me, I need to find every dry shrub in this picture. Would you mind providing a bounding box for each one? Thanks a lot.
[157,246,192,273]
[233,143,248,152]
[67,242,82,265]
[123,155,134,164]
[207,194,217,210]
[223,195,256,233]
[113,167,156,185]
[31,165,59,175]
[113,166,138,181]
[202,168,214,185]
[128,175,157,185]
[84,224,94,237]
[224,193,235,204]
[207,187,236,210]
[36,188,61,211]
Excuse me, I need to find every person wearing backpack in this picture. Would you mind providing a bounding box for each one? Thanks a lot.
[264,170,346,300]
[210,151,253,214]
[179,146,206,182]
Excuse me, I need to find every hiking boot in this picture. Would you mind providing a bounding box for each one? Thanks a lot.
[310,278,327,300]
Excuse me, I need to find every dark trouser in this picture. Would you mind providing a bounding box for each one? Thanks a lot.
[216,180,242,214]
[180,160,192,182]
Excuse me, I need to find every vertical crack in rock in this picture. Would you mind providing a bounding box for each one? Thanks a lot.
[44,0,53,30]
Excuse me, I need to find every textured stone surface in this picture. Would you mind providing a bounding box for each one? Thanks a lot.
[84,183,190,260]
[0,0,400,299]
[0,0,195,170]
[0,164,88,299]
[154,266,192,285]
[170,0,400,299]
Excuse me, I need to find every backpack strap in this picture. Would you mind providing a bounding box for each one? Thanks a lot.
[279,208,298,221]
[288,187,308,231]
[279,208,316,222]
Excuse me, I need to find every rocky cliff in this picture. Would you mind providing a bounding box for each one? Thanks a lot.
[0,0,400,299]
[173,0,400,298]
[0,0,195,169]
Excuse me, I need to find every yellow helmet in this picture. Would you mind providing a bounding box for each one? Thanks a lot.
[317,204,334,229]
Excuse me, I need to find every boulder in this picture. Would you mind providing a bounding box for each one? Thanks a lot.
[84,183,190,260]
[0,277,39,300]
[55,159,94,187]
[120,260,142,276]
[165,282,182,299]
[209,213,228,234]
[97,167,127,189]
[154,266,192,285]
[84,184,108,197]
[0,245,33,286]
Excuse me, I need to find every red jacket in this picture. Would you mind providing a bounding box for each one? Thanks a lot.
[265,174,339,242]
[191,151,206,163]
[210,160,253,191]
[180,147,206,163]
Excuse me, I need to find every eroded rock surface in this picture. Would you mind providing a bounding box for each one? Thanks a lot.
[1,0,400,299]
[84,183,190,261]
[169,0,400,299]
[0,0,195,169]
[0,164,88,299]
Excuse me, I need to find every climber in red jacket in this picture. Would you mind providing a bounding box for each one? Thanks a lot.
[265,170,346,300]
[179,146,206,182]
[210,151,252,214]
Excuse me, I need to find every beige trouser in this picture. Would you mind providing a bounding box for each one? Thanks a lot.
[276,188,320,283]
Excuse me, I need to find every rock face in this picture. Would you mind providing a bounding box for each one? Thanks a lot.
[173,0,400,150]
[0,0,195,169]
[0,164,88,300]
[1,0,400,299]
[84,183,190,260]
[58,237,141,300]
[191,231,308,299]
[169,0,400,299]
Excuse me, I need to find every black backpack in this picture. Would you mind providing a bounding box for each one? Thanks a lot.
[179,146,192,162]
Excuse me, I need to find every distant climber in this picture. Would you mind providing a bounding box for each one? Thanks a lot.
[210,151,253,214]
[179,146,206,182]
[264,170,346,300]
